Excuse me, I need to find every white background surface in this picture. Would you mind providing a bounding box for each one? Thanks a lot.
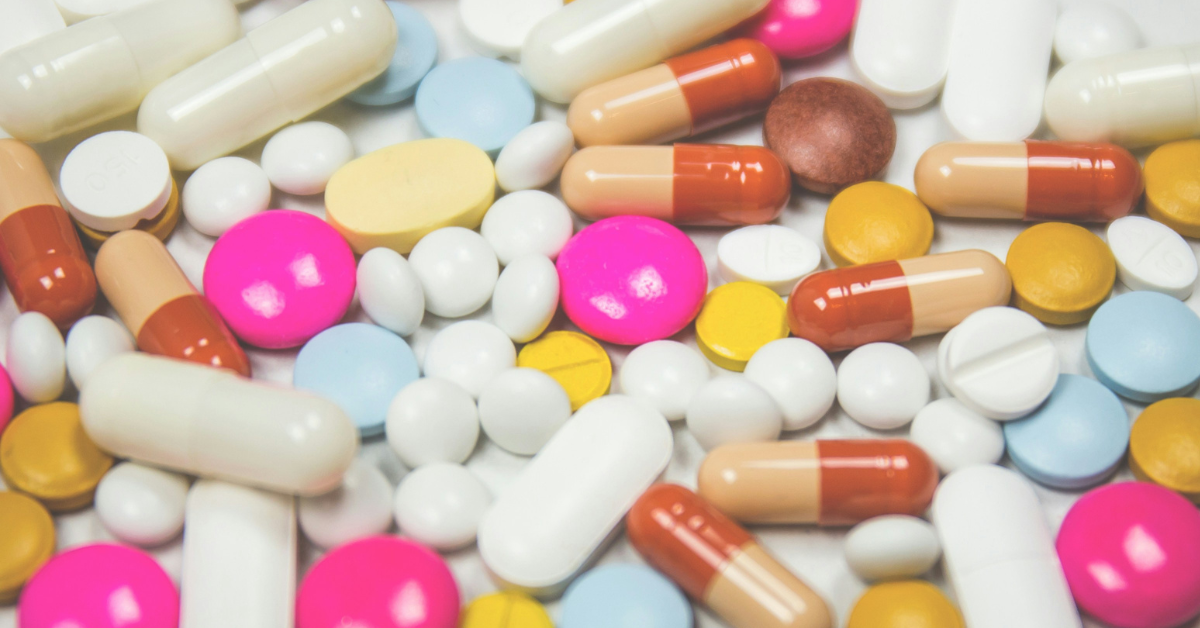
[4,0,1200,626]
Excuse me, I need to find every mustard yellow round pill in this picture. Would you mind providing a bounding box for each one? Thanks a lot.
[517,330,612,411]
[848,581,965,628]
[461,591,554,628]
[0,402,114,511]
[1130,397,1200,502]
[1145,140,1200,238]
[0,491,54,604]
[1006,222,1115,325]
[824,181,934,267]
[695,282,789,371]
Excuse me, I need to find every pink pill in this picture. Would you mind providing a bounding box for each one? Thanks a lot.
[296,536,460,628]
[203,210,356,349]
[556,216,707,346]
[1057,482,1200,628]
[737,0,857,60]
[19,543,179,628]
[0,362,12,435]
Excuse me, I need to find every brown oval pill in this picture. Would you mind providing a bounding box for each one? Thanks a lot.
[764,77,896,194]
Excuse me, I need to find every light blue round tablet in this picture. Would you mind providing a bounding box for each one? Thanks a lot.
[560,564,692,628]
[1086,290,1200,402]
[415,57,535,156]
[1003,374,1129,489]
[293,323,419,437]
[347,1,438,106]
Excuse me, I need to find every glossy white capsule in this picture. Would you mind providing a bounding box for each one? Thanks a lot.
[0,0,64,56]
[850,0,955,109]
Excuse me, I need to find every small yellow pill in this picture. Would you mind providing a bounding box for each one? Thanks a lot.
[695,282,789,371]
[1130,397,1200,502]
[517,330,612,410]
[1145,140,1200,238]
[824,181,934,267]
[461,591,554,628]
[1006,222,1115,325]
[0,491,54,604]
[848,581,965,628]
[0,402,114,512]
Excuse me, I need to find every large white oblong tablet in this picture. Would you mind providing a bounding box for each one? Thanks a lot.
[932,465,1082,628]
[1107,216,1197,300]
[850,0,955,110]
[477,394,672,596]
[941,0,1056,140]
[717,225,820,295]
[460,0,562,60]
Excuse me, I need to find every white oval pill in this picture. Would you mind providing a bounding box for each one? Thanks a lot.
[478,367,572,455]
[618,340,709,422]
[481,190,574,266]
[65,315,134,390]
[422,321,516,398]
[386,377,480,468]
[7,312,65,403]
[837,343,930,430]
[717,225,821,295]
[1054,2,1142,65]
[494,121,575,192]
[356,248,425,336]
[686,375,782,451]
[408,227,499,318]
[261,121,355,196]
[94,461,189,547]
[492,255,559,343]
[298,458,394,550]
[937,306,1059,421]
[182,157,271,237]
[1107,215,1197,300]
[60,131,172,232]
[744,338,837,431]
[910,398,1005,474]
[459,0,562,60]
[394,462,492,551]
[844,515,941,582]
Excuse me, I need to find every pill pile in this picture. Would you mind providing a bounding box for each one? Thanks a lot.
[1,1,1200,628]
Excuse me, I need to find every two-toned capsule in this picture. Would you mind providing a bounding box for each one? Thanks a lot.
[561,144,791,226]
[568,39,781,147]
[628,484,833,628]
[787,249,1012,353]
[915,141,1144,222]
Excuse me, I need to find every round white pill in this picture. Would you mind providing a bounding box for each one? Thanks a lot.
[394,462,492,551]
[7,312,65,403]
[910,398,1005,474]
[357,248,425,336]
[65,315,134,390]
[94,462,189,547]
[494,121,575,192]
[744,338,837,431]
[492,255,559,343]
[422,321,516,398]
[717,225,821,295]
[459,0,562,59]
[386,377,481,468]
[1107,215,1197,300]
[408,227,499,318]
[837,343,929,430]
[686,375,782,451]
[1054,2,1142,65]
[260,121,355,195]
[844,515,941,582]
[60,131,172,232]
[182,157,271,237]
[478,368,572,455]
[480,190,574,265]
[298,458,394,549]
[618,340,709,422]
[937,307,1059,421]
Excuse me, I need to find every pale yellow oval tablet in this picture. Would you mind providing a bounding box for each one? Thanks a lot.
[325,138,496,254]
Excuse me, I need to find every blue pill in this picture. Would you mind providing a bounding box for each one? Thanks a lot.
[293,323,419,436]
[1086,290,1200,402]
[560,564,692,628]
[415,57,535,156]
[1003,374,1129,489]
[347,1,438,106]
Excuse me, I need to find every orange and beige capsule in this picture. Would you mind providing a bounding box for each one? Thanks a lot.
[0,140,96,329]
[628,484,834,628]
[95,230,250,377]
[568,39,781,147]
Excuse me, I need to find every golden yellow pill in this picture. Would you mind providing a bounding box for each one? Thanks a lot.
[0,491,54,604]
[695,282,789,371]
[848,581,965,628]
[461,591,554,628]
[824,181,934,267]
[1145,140,1200,238]
[1006,222,1115,325]
[517,330,612,410]
[0,402,114,511]
[1130,397,1200,502]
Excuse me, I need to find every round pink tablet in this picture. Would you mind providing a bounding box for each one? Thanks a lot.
[1057,482,1200,628]
[556,216,707,346]
[19,543,179,628]
[737,0,857,60]
[296,536,460,628]
[203,210,356,349]
[0,363,13,435]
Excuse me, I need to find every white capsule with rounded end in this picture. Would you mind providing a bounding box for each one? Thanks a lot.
[394,462,492,551]
[298,458,394,550]
[94,461,189,547]
[1054,3,1142,65]
[65,315,135,392]
[7,312,65,403]
[850,0,955,110]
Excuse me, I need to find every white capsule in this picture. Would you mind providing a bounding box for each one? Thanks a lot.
[1053,3,1142,65]
[910,398,1005,474]
[422,321,516,398]
[492,255,559,343]
[744,338,837,431]
[0,0,64,55]
[459,0,562,60]
[844,515,941,582]
[7,312,65,403]
[182,157,271,237]
[261,122,355,196]
[837,343,930,430]
[94,461,189,547]
[394,462,492,551]
[1107,216,1197,300]
[356,248,425,336]
[478,368,572,455]
[618,340,709,422]
[481,190,574,265]
[298,458,394,550]
[386,377,480,467]
[717,225,820,295]
[686,375,782,451]
[850,0,955,109]
[494,121,575,192]
[408,227,499,318]
[65,315,134,390]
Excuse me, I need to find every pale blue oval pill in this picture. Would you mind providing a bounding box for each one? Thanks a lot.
[1086,290,1200,402]
[347,1,438,106]
[560,563,692,628]
[293,323,419,436]
[415,57,535,156]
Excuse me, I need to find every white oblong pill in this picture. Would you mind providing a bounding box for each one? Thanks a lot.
[618,340,709,422]
[844,514,941,582]
[481,190,574,266]
[386,377,480,468]
[1054,2,1142,65]
[460,0,562,60]
[744,337,836,431]
[492,255,559,343]
[65,315,135,390]
[54,0,154,24]
[261,122,355,196]
[494,121,575,192]
[393,462,492,551]
[182,157,271,237]
[0,0,64,55]
[478,368,571,455]
[409,226,499,318]
[298,458,394,550]
[850,0,955,110]
[422,321,516,398]
[717,224,820,295]
[686,375,782,451]
[910,398,1005,474]
[7,311,65,403]
[356,247,425,336]
[837,343,930,430]
[60,131,172,233]
[1107,215,1197,300]
[94,461,189,547]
